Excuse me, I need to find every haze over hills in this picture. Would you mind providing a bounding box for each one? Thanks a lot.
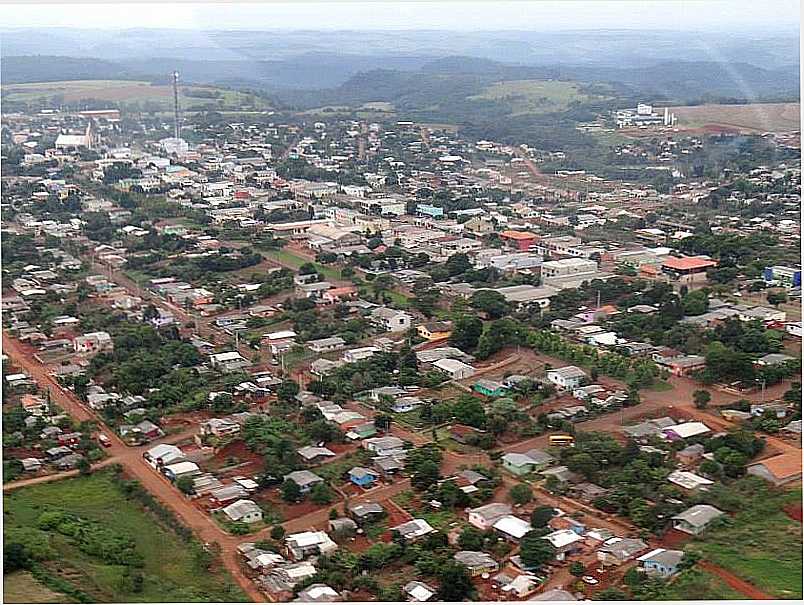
[1,27,799,111]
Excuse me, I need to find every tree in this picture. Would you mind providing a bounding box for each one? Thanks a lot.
[310,482,333,505]
[519,531,556,569]
[767,291,788,307]
[437,562,475,601]
[270,525,285,540]
[509,483,533,505]
[77,457,91,476]
[570,561,585,577]
[374,413,392,432]
[276,379,300,404]
[3,543,31,572]
[693,389,711,409]
[445,253,472,277]
[453,395,487,429]
[595,587,628,600]
[176,476,195,494]
[530,506,556,528]
[457,527,486,551]
[411,460,440,491]
[280,479,302,502]
[450,315,484,351]
[470,290,511,319]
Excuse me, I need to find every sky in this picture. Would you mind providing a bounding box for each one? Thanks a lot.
[0,1,799,32]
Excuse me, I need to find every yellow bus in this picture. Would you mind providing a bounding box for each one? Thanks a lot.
[549,434,575,447]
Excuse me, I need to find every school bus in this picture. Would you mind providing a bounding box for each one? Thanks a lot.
[549,434,575,447]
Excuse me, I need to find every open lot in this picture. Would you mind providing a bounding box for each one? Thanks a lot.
[1,79,270,111]
[469,79,608,115]
[688,478,802,599]
[3,471,247,603]
[670,102,801,133]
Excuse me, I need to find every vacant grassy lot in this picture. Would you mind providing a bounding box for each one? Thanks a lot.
[671,102,800,133]
[3,471,247,603]
[264,248,344,281]
[469,79,605,115]
[660,568,743,600]
[689,478,802,599]
[3,571,67,604]
[1,79,269,111]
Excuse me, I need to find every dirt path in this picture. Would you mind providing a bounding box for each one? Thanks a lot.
[698,560,773,600]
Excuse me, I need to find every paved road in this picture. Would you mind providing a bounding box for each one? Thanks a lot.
[2,333,267,602]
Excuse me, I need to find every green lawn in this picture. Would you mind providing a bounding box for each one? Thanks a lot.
[3,471,248,603]
[689,479,802,599]
[468,79,607,115]
[660,568,743,600]
[264,249,343,281]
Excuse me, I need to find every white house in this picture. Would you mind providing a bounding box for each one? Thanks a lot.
[546,366,587,390]
[433,358,476,380]
[371,307,413,332]
[222,499,263,524]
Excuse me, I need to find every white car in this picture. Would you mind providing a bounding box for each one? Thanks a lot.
[582,576,599,585]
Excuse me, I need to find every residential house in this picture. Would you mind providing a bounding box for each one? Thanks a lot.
[417,321,453,341]
[284,470,325,494]
[371,307,413,332]
[73,331,113,354]
[467,503,513,531]
[501,450,554,476]
[222,499,263,524]
[637,548,685,578]
[493,515,533,542]
[403,581,436,602]
[285,531,338,561]
[294,584,340,603]
[297,446,337,464]
[671,505,724,535]
[546,366,587,390]
[746,452,803,486]
[454,551,499,576]
[362,436,405,457]
[433,358,476,380]
[348,502,385,525]
[597,537,648,566]
[391,519,436,543]
[162,460,201,481]
[473,379,509,397]
[348,466,379,488]
[542,529,584,560]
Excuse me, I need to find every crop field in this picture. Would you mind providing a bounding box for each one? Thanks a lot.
[469,79,606,115]
[3,471,247,603]
[670,102,800,133]
[1,79,270,111]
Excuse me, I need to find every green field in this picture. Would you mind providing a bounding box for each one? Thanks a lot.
[1,80,270,112]
[689,478,802,599]
[3,471,248,603]
[264,248,344,281]
[469,79,606,115]
[660,568,743,600]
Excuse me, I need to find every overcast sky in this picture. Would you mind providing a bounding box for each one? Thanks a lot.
[0,1,799,31]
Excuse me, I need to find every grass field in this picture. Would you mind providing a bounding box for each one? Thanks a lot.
[1,79,270,111]
[3,571,68,604]
[469,79,605,115]
[689,478,802,599]
[3,471,248,603]
[660,568,743,600]
[264,248,344,281]
[670,102,800,133]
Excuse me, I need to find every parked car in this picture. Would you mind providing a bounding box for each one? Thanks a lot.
[98,434,112,447]
[582,576,599,585]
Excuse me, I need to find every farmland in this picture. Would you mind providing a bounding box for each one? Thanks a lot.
[670,102,801,133]
[1,79,270,112]
[2,471,247,603]
[469,79,607,115]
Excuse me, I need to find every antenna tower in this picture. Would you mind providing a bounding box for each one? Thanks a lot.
[172,71,181,139]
